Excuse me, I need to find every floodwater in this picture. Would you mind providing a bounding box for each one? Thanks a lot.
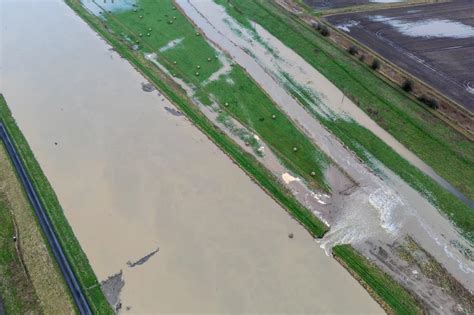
[0,0,384,313]
[175,0,474,292]
[369,16,474,39]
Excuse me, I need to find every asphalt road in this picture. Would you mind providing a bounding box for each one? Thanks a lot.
[0,123,92,315]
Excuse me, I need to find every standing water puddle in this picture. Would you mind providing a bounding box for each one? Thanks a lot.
[369,15,474,39]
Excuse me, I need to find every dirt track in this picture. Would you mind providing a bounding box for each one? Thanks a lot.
[326,0,474,112]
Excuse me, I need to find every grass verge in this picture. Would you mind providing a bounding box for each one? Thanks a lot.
[333,244,423,315]
[64,0,328,238]
[0,94,112,314]
[0,197,40,314]
[0,143,76,314]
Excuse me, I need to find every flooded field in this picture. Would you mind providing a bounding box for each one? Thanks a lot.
[326,0,474,111]
[0,0,383,313]
[175,0,474,303]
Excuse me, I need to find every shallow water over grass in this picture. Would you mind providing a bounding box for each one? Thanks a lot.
[80,0,136,17]
[369,15,474,39]
[176,0,474,291]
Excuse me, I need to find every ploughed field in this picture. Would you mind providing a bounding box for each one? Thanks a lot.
[326,0,474,111]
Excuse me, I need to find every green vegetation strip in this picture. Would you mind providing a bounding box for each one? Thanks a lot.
[64,0,328,237]
[217,0,474,240]
[0,95,112,314]
[0,198,39,314]
[284,80,474,241]
[333,245,423,315]
[99,0,330,191]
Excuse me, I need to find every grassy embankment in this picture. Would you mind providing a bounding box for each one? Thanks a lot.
[64,0,328,237]
[218,0,474,241]
[333,245,423,315]
[0,95,112,314]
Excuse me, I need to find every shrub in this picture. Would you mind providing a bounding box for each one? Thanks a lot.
[371,59,380,70]
[347,45,358,56]
[311,22,329,36]
[402,79,413,93]
[312,22,321,31]
[418,95,439,109]
[320,25,330,37]
[358,54,365,62]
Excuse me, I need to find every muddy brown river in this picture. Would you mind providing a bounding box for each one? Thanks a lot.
[0,0,383,313]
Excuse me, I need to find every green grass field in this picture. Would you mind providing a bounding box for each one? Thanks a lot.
[333,245,423,315]
[0,95,112,314]
[100,0,330,191]
[215,0,474,241]
[0,198,40,314]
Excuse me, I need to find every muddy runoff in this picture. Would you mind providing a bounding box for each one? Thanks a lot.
[0,0,383,313]
[175,0,473,311]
